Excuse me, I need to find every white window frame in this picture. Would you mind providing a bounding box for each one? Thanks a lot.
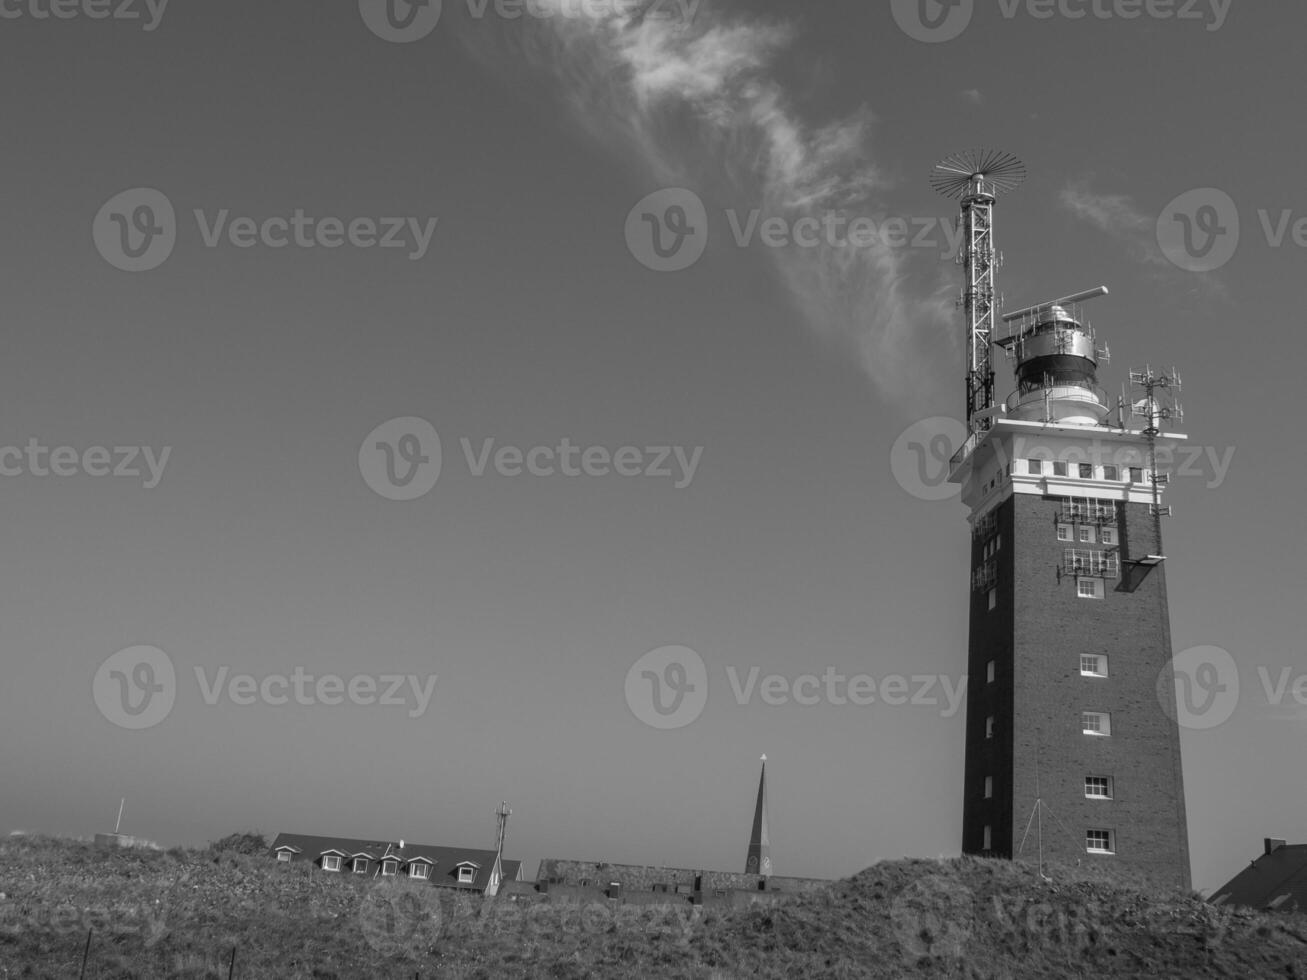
[457,865,476,884]
[1057,524,1073,542]
[408,862,431,880]
[1077,578,1104,599]
[1100,527,1117,545]
[353,858,368,874]
[1053,461,1068,477]
[1027,459,1044,475]
[1086,830,1114,854]
[1083,711,1112,736]
[1085,777,1112,799]
[1080,654,1108,678]
[322,855,342,872]
[1079,526,1096,543]
[276,850,293,862]
[381,859,398,876]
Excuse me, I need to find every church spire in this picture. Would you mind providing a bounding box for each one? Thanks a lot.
[745,755,771,876]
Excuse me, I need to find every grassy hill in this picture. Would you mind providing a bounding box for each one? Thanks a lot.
[1,834,1305,978]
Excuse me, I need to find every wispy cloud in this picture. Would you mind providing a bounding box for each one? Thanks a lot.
[458,1,957,412]
[1060,179,1228,298]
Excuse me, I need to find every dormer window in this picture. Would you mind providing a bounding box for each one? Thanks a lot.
[353,858,368,874]
[458,866,476,884]
[381,859,398,876]
[408,861,431,880]
[322,855,342,872]
[276,850,293,862]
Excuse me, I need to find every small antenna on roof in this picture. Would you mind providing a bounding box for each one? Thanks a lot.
[114,798,125,835]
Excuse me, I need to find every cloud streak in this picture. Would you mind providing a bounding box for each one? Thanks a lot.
[458,1,957,412]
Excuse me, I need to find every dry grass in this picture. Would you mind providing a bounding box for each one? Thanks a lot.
[1,837,1304,979]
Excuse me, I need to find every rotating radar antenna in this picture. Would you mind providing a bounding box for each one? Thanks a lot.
[931,150,1028,430]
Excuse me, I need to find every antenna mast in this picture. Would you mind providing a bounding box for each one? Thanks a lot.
[931,149,1028,433]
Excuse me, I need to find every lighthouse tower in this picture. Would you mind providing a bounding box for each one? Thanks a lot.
[934,152,1191,888]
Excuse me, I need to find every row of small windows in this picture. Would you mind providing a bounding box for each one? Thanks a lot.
[980,827,1116,854]
[982,776,1112,801]
[1026,460,1144,483]
[1059,525,1117,545]
[277,850,477,883]
[980,654,1108,687]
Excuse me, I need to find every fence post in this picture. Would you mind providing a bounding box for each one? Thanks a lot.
[227,944,237,979]
[78,929,92,980]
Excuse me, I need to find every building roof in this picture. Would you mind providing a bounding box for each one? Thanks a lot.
[1211,840,1307,913]
[270,832,520,891]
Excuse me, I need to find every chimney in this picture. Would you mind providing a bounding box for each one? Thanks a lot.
[1265,838,1288,855]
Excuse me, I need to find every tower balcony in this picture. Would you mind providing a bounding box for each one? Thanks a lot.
[1005,384,1111,425]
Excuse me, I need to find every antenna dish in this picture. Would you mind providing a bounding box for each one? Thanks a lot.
[931,149,1027,200]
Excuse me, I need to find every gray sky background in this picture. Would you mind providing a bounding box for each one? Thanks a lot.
[1,0,1303,895]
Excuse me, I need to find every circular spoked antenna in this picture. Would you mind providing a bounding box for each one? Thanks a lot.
[930,149,1027,200]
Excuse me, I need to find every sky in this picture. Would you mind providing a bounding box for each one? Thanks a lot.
[0,0,1303,897]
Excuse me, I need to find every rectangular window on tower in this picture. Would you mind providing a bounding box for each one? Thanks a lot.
[1080,655,1109,678]
[1129,466,1143,483]
[1028,459,1044,475]
[983,825,993,850]
[1086,830,1115,854]
[1079,463,1094,479]
[1103,465,1119,481]
[1085,777,1113,799]
[1100,527,1118,545]
[1053,461,1069,477]
[1080,526,1097,543]
[988,588,997,611]
[985,716,995,739]
[984,776,994,799]
[1077,578,1105,599]
[986,661,996,684]
[1083,711,1112,736]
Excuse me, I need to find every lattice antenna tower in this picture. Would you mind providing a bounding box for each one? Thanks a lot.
[931,149,1028,433]
[1128,366,1184,542]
